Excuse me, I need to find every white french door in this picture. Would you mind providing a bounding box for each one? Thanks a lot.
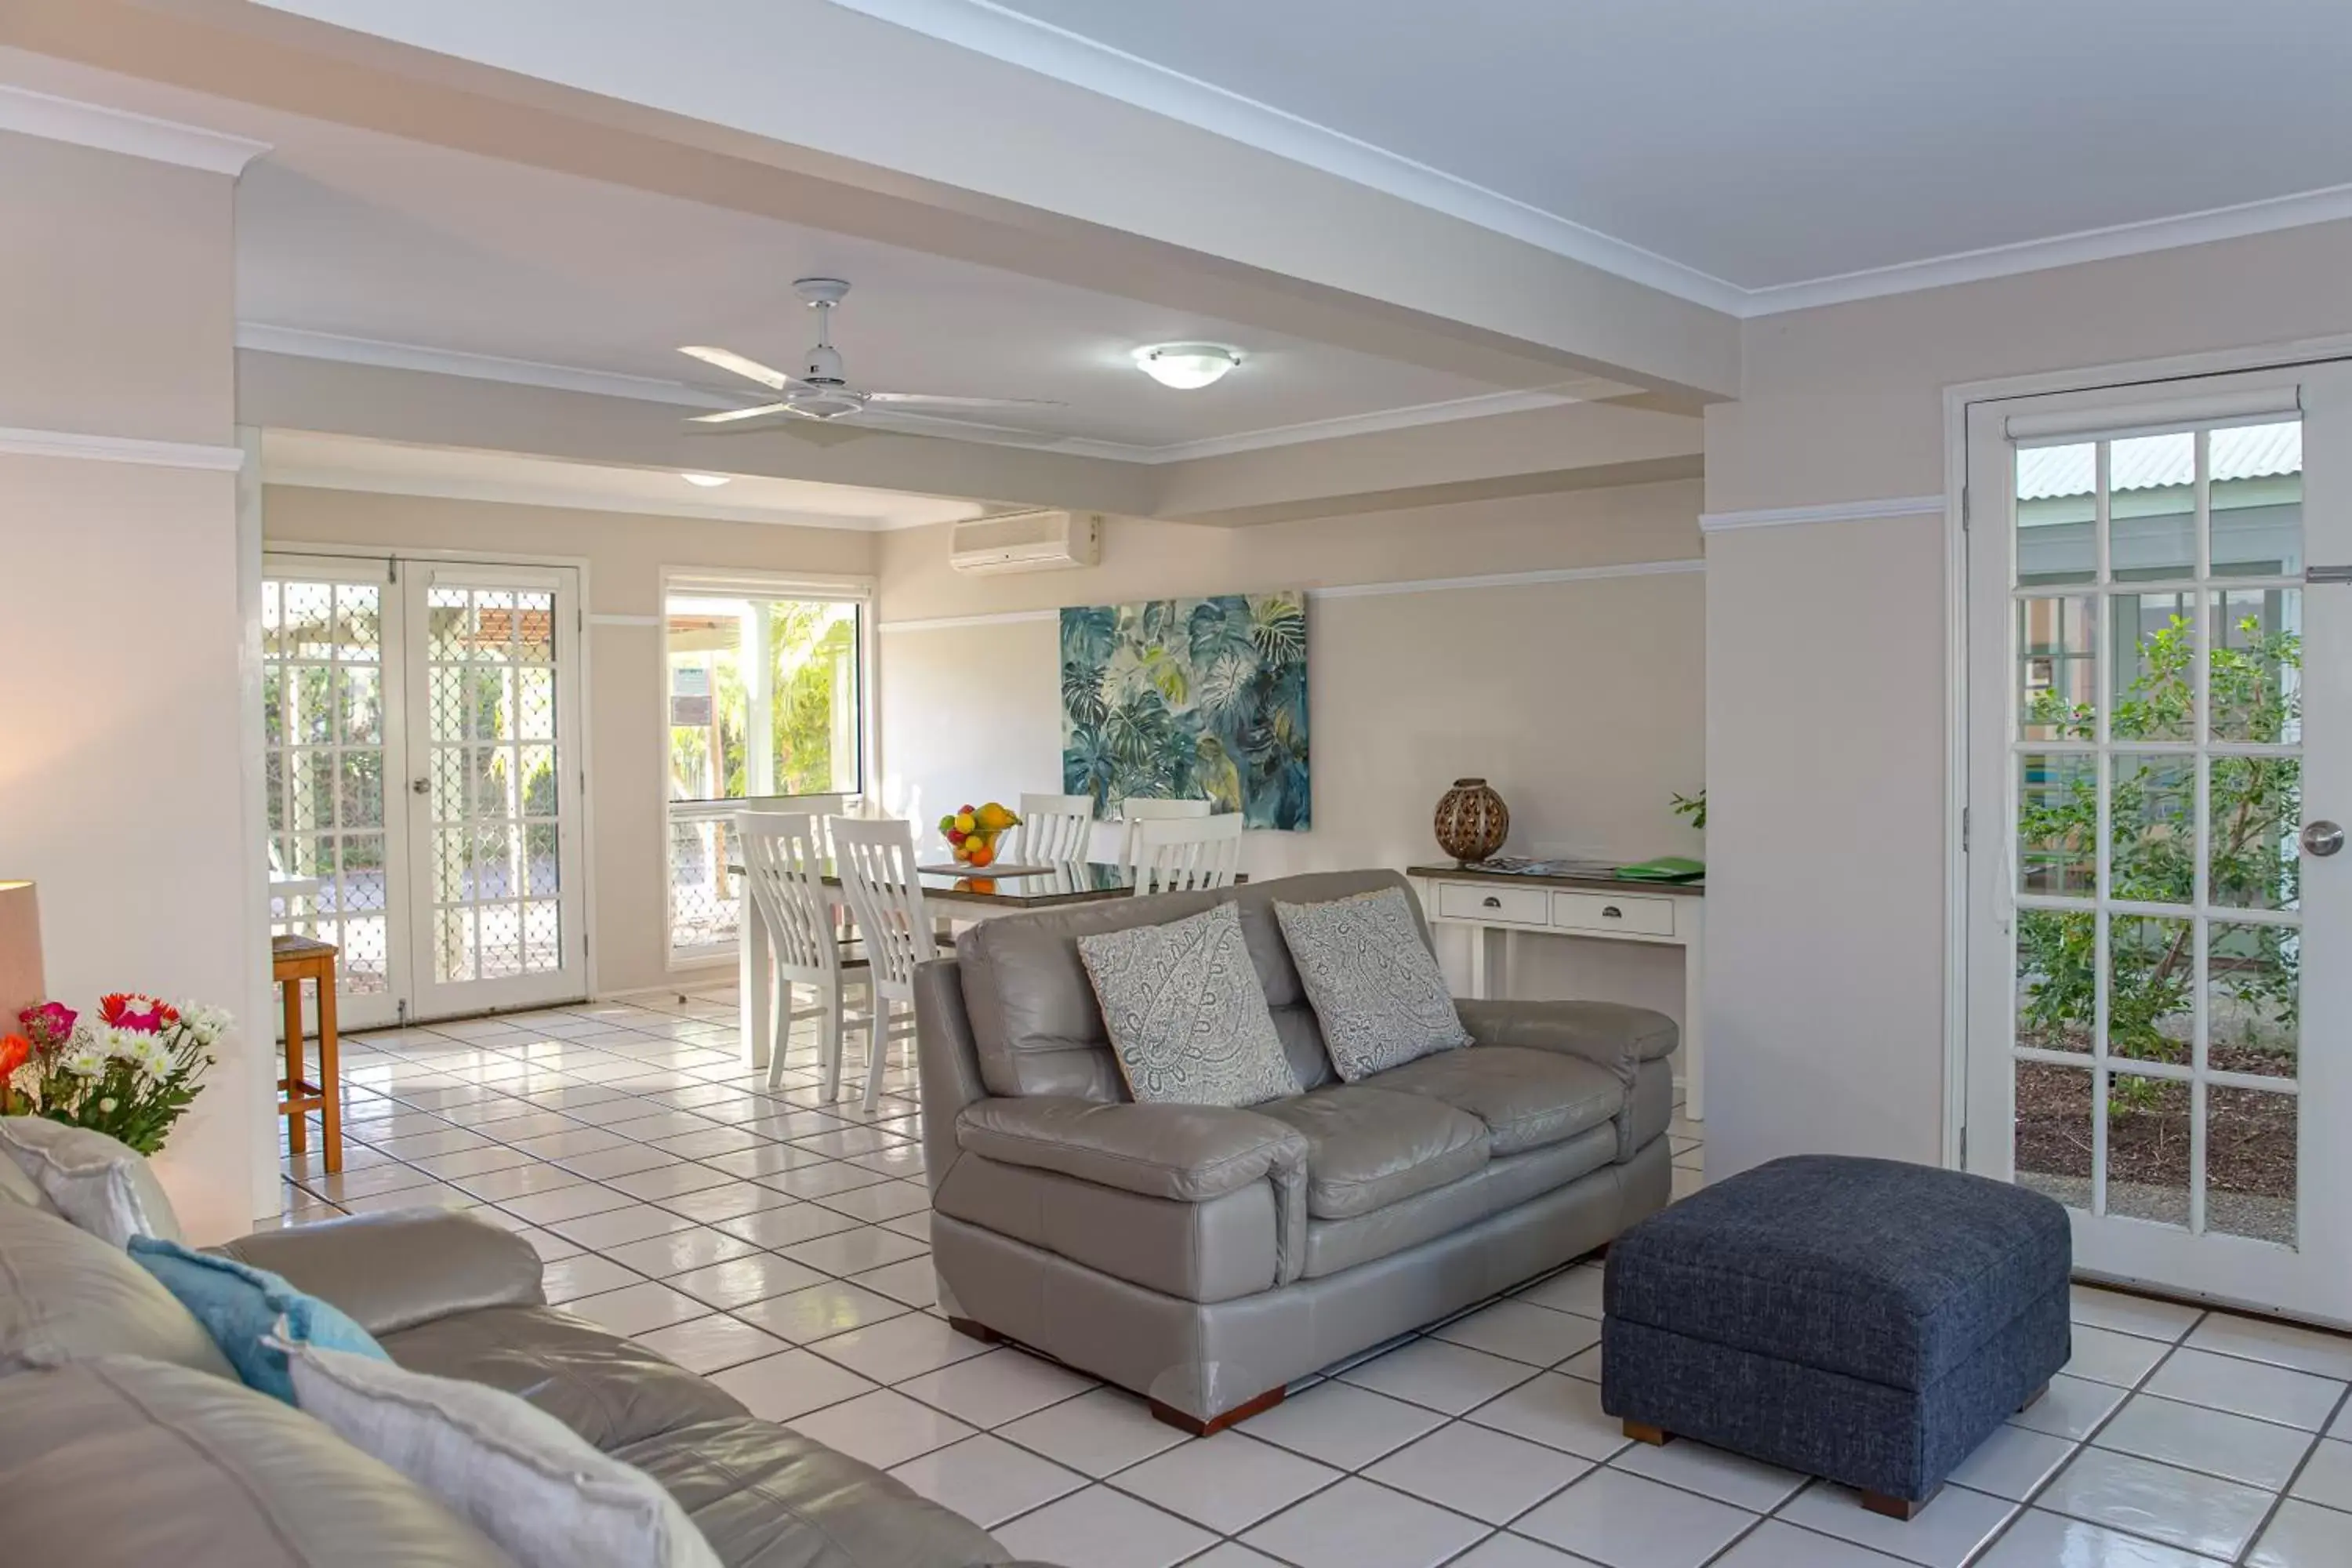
[1964,365,2352,1324]
[264,554,589,1025]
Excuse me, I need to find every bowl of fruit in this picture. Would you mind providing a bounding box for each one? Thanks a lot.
[940,800,1021,869]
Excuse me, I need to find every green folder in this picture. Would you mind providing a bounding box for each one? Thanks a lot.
[1613,856,1706,883]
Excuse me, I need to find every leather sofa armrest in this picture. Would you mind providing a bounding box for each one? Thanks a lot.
[956,1097,1308,1203]
[212,1207,545,1337]
[1456,998,1679,1084]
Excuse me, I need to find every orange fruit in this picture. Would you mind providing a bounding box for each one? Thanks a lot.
[967,843,995,868]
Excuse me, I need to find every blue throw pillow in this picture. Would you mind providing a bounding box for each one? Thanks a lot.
[128,1237,390,1403]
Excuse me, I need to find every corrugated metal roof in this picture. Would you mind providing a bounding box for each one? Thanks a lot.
[2016,421,2301,500]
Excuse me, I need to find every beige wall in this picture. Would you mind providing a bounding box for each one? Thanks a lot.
[1701,218,2352,1180]
[0,132,264,1240]
[262,485,877,996]
[877,481,1707,1029]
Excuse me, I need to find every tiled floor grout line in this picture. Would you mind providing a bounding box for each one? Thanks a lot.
[2234,1380,2352,1566]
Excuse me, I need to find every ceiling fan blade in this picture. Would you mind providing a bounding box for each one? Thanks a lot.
[688,402,797,426]
[862,391,1067,408]
[679,345,797,390]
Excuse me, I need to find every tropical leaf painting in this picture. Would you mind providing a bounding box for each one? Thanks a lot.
[1061,591,1310,830]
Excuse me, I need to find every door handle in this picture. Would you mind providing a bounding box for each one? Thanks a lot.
[2303,821,2345,858]
[1602,905,1624,919]
[411,778,430,797]
[1481,895,1501,909]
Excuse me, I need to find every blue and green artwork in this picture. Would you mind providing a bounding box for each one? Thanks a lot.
[1060,591,1310,831]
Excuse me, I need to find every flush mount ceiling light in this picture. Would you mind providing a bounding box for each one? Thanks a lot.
[681,473,733,488]
[1133,343,1242,390]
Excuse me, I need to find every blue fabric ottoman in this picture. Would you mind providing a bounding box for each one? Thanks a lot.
[1602,1155,2071,1516]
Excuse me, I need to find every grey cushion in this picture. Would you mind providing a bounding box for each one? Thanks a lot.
[215,1208,546,1337]
[1275,887,1470,1082]
[0,1116,183,1246]
[1456,997,1679,1086]
[1261,1085,1490,1220]
[955,1097,1308,1203]
[0,1357,517,1567]
[0,1196,234,1380]
[1078,902,1298,1108]
[382,1305,749,1452]
[1606,1155,2074,1389]
[614,1417,1014,1567]
[955,869,1419,1101]
[1373,1046,1624,1156]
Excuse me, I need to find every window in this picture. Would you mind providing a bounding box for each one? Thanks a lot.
[664,579,866,959]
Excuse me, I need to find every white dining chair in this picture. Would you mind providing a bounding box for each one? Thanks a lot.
[1118,796,1212,872]
[827,815,938,1112]
[735,811,868,1098]
[1016,793,1097,865]
[1131,812,1245,895]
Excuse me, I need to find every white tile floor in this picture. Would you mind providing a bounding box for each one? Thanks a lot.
[270,985,2352,1567]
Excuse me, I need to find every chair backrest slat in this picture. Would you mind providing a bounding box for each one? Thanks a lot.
[1132,812,1244,896]
[1016,793,1096,865]
[1117,796,1213,872]
[828,815,935,998]
[735,811,837,978]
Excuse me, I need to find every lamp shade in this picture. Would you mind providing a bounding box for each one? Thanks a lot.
[0,881,43,1025]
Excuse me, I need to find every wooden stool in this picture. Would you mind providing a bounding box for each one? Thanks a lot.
[271,935,342,1174]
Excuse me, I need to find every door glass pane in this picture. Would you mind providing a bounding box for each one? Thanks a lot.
[2014,1061,2092,1209]
[2109,432,2196,582]
[2016,913,2092,1053]
[2206,921,2297,1080]
[2211,587,2301,744]
[2015,442,2096,586]
[2209,757,2301,912]
[2210,422,2303,577]
[2107,915,2192,1066]
[2019,596,2096,740]
[2205,1087,2295,1245]
[263,575,390,998]
[2106,1072,2191,1228]
[2110,753,2194,905]
[2110,591,2195,740]
[2019,753,2096,896]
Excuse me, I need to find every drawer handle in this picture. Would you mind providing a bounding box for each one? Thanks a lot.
[1482,895,1501,909]
[1602,905,1624,919]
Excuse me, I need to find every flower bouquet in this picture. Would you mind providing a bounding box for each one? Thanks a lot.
[938,800,1021,869]
[0,993,227,1155]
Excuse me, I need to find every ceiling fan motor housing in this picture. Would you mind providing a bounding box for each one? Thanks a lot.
[799,343,848,385]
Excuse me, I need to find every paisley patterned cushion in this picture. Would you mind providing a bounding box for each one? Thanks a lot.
[1077,902,1300,1108]
[1275,887,1472,1081]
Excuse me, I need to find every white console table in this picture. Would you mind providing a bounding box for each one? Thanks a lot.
[1409,865,1707,1121]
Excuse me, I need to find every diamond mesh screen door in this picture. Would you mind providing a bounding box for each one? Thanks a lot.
[405,564,588,1018]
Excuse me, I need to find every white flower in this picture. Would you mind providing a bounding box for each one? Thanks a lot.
[60,1044,108,1080]
[97,1097,117,1113]
[179,1004,232,1047]
[7,1062,39,1106]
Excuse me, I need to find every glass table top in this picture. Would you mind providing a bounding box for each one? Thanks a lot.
[726,858,1149,907]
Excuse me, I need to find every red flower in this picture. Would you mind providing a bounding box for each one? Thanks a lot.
[0,1034,28,1080]
[18,1000,74,1048]
[100,993,177,1033]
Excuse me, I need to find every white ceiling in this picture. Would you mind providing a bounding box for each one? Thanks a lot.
[848,0,2352,305]
[225,102,1589,454]
[262,430,985,530]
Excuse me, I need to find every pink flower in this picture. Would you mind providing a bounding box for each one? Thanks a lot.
[100,993,177,1033]
[18,1000,75,1049]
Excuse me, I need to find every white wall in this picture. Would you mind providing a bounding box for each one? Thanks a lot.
[1701,217,2352,1180]
[261,485,878,996]
[0,132,266,1240]
[877,482,1706,1028]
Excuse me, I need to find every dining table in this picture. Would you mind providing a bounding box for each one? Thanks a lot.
[725,858,1164,1073]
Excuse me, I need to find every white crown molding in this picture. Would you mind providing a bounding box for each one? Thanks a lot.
[877,556,1702,633]
[1699,495,1946,534]
[264,463,885,532]
[0,426,245,471]
[0,86,270,175]
[825,0,1751,316]
[826,2,2352,322]
[238,321,1623,466]
[236,325,742,411]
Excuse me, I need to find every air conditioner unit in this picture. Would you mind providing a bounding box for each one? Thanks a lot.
[949,510,1102,575]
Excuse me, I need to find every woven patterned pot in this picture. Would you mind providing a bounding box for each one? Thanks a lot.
[1433,779,1509,864]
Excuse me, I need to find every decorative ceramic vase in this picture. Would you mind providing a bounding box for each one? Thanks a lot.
[1434,779,1509,864]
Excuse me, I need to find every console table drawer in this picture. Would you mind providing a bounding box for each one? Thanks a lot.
[1552,891,1676,937]
[1436,882,1550,926]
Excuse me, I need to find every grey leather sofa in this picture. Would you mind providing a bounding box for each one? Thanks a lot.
[0,1171,1041,1566]
[913,868,1677,1433]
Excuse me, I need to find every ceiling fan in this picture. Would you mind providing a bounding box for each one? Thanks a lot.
[681,278,1064,437]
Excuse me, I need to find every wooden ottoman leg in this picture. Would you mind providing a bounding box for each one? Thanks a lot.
[279,967,306,1156]
[314,956,342,1175]
[2017,1381,2049,1414]
[1622,1420,1671,1446]
[1861,1485,1940,1521]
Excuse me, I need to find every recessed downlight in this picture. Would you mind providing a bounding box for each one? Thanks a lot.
[681,473,733,488]
[1133,343,1242,390]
